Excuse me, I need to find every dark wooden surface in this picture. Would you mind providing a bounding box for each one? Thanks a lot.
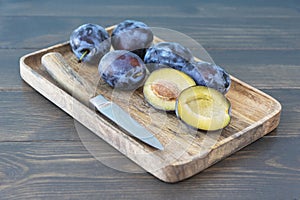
[0,0,299,199]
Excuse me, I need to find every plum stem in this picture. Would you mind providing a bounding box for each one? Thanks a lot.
[78,50,89,63]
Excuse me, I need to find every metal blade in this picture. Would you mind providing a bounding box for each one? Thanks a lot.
[90,95,164,150]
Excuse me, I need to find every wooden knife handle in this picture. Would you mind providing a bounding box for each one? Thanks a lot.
[41,52,94,105]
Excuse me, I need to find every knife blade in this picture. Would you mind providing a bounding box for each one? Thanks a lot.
[41,52,163,150]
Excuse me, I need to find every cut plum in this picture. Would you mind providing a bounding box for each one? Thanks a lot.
[143,68,196,111]
[176,86,231,131]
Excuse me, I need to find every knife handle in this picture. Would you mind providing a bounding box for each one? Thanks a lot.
[41,52,94,105]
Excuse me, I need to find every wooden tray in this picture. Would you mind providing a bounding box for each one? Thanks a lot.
[19,26,281,183]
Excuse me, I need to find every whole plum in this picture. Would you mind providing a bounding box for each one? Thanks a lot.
[181,61,231,94]
[70,23,111,64]
[144,42,193,72]
[98,50,147,90]
[111,20,153,59]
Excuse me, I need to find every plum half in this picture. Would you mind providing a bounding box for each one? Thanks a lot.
[143,68,196,111]
[176,86,231,131]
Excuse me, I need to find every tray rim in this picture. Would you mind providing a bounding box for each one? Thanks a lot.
[19,39,282,183]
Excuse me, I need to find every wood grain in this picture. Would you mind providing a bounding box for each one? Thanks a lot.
[0,15,299,49]
[0,91,79,141]
[0,49,36,90]
[20,29,281,182]
[1,0,299,198]
[1,0,299,19]
[0,139,299,199]
[2,48,300,90]
[0,89,297,143]
[41,52,94,104]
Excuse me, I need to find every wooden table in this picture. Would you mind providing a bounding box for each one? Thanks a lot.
[1,1,299,199]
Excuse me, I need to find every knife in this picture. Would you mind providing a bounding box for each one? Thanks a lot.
[41,52,164,150]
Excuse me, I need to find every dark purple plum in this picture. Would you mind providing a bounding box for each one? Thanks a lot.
[70,23,111,64]
[98,50,147,90]
[181,61,231,94]
[144,42,193,72]
[111,20,153,59]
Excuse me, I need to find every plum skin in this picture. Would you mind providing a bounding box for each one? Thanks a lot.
[181,61,231,94]
[144,41,231,94]
[144,42,193,72]
[98,50,147,90]
[70,23,111,64]
[111,20,153,59]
